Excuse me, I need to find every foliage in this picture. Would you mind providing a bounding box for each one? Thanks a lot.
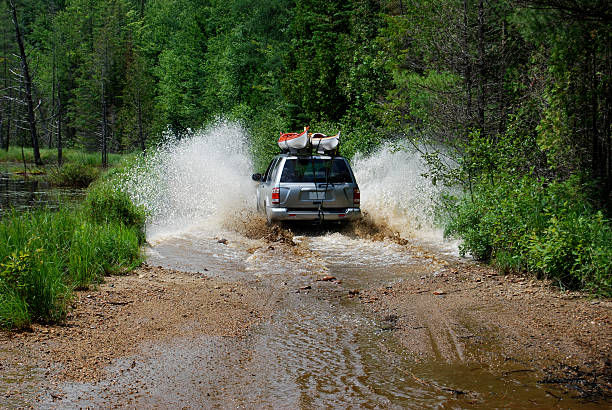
[0,169,145,328]
[49,163,99,187]
[445,174,611,296]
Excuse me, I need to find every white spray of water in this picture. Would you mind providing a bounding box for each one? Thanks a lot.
[119,121,446,245]
[352,142,445,240]
[120,121,255,241]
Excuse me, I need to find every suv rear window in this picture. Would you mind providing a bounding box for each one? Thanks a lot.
[280,158,353,183]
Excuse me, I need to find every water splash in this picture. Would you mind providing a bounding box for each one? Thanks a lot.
[120,121,445,244]
[120,120,255,241]
[352,143,444,240]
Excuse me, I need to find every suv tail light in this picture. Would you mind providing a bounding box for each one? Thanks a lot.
[353,188,360,205]
[271,187,280,205]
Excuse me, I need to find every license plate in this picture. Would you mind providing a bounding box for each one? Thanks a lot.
[308,191,326,200]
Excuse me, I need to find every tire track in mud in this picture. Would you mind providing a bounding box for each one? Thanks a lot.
[2,218,610,408]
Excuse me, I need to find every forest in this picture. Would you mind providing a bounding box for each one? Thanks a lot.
[1,0,611,295]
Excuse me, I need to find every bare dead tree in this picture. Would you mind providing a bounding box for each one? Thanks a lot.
[477,0,485,135]
[101,42,109,169]
[57,80,62,166]
[8,0,42,165]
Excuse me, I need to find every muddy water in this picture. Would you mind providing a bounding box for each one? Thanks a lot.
[0,174,85,215]
[35,226,598,408]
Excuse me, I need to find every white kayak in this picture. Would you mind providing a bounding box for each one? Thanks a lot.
[310,131,340,154]
[278,127,309,151]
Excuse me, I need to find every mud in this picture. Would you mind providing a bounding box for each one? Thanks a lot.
[0,266,272,400]
[0,224,610,408]
[360,261,612,402]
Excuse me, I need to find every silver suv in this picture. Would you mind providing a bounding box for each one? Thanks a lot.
[252,154,361,223]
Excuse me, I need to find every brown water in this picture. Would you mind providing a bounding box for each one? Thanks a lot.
[0,174,85,215]
[32,227,604,408]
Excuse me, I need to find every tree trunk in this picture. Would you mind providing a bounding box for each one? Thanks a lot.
[8,0,42,165]
[3,24,10,151]
[137,96,146,153]
[477,0,485,135]
[102,79,108,168]
[50,42,56,149]
[497,18,507,140]
[463,0,472,131]
[101,42,108,169]
[0,115,3,150]
[57,80,62,166]
[5,74,11,151]
[606,45,612,211]
[37,100,50,148]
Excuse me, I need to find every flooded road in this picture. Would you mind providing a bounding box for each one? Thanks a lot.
[30,224,605,408]
[3,123,608,408]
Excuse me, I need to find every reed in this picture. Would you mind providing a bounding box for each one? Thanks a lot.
[0,177,145,328]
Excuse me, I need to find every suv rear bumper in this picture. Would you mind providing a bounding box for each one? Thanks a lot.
[267,207,361,222]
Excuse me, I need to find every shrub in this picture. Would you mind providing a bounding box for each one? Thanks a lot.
[83,182,146,241]
[445,176,612,296]
[49,163,99,188]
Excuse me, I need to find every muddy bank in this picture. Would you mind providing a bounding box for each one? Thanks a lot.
[360,260,612,401]
[0,265,273,404]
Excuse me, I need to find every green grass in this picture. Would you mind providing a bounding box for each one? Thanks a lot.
[0,146,124,167]
[0,167,146,329]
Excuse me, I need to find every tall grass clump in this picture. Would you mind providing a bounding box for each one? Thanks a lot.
[49,163,100,187]
[0,162,146,329]
[83,180,146,241]
[0,211,72,326]
[68,220,142,289]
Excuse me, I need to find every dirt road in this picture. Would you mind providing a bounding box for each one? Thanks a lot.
[1,223,610,408]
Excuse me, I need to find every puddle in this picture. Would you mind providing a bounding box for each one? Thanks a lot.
[34,229,605,408]
[0,175,85,216]
[0,349,45,408]
[16,125,606,407]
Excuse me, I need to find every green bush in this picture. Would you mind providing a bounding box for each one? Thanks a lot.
[49,163,100,188]
[83,182,146,240]
[445,176,612,296]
